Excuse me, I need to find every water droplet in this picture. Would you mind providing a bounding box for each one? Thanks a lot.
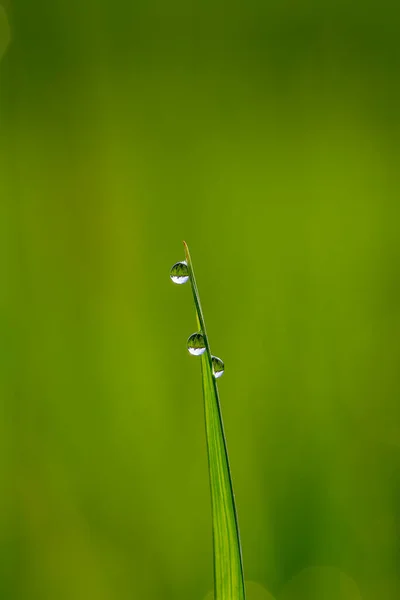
[187,333,206,356]
[212,356,225,378]
[170,260,189,284]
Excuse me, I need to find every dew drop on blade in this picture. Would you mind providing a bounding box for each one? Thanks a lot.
[187,332,206,356]
[212,356,225,378]
[170,260,189,284]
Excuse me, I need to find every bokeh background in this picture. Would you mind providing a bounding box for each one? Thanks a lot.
[1,2,400,599]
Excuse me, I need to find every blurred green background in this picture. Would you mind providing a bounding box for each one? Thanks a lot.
[1,2,400,599]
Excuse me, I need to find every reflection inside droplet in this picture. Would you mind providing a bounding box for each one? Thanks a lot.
[170,260,189,284]
[187,332,206,356]
[212,356,225,379]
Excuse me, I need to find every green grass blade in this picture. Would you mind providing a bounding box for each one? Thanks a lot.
[183,241,246,600]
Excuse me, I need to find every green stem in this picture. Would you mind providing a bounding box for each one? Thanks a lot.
[183,241,246,600]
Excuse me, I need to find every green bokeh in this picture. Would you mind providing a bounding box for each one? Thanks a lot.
[1,2,400,599]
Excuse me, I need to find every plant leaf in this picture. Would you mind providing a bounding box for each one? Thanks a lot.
[183,241,246,600]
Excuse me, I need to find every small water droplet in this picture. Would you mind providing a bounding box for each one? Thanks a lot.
[187,333,206,356]
[212,356,225,378]
[170,260,189,284]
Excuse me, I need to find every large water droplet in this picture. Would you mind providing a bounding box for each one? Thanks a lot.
[187,333,206,356]
[212,356,225,378]
[170,260,189,284]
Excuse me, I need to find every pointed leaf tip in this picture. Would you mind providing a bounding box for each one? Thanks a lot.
[183,241,190,262]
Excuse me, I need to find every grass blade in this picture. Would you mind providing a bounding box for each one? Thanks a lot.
[183,241,246,600]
